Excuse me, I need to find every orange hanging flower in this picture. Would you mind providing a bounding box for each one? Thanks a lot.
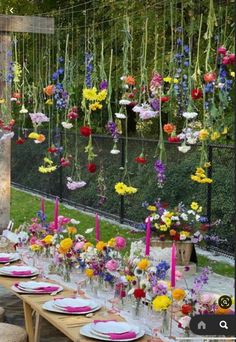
[163,123,176,135]
[36,134,46,143]
[43,84,55,96]
[125,75,135,86]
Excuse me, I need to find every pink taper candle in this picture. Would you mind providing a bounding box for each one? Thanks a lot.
[145,216,151,256]
[95,213,100,242]
[171,242,176,288]
[54,197,59,230]
[41,198,45,215]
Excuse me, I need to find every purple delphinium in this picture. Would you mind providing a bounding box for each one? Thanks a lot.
[85,52,93,88]
[153,282,168,295]
[155,261,170,280]
[99,80,108,90]
[106,121,119,139]
[154,159,166,188]
[191,267,210,298]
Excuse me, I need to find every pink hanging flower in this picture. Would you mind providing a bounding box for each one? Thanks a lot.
[217,46,227,55]
[114,236,126,250]
[150,72,163,91]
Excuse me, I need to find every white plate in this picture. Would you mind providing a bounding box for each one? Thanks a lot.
[0,265,38,277]
[0,253,20,263]
[11,284,63,294]
[18,281,60,290]
[42,300,101,315]
[93,322,139,335]
[80,323,145,341]
[54,298,96,310]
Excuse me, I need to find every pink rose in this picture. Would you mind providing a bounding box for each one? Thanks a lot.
[74,242,85,251]
[217,46,227,55]
[105,259,119,272]
[114,236,126,250]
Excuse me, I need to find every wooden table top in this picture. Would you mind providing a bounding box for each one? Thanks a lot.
[0,264,152,342]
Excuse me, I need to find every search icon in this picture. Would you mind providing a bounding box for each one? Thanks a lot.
[219,321,228,330]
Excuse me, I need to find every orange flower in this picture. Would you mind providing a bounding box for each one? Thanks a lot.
[36,134,46,143]
[67,226,77,234]
[125,75,135,86]
[58,247,68,254]
[43,84,55,96]
[170,229,177,236]
[163,123,176,135]
[172,288,186,301]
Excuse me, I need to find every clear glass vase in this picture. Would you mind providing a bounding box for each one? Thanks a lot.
[160,310,170,336]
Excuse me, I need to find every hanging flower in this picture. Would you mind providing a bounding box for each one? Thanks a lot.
[114,236,126,250]
[191,88,203,100]
[87,163,97,173]
[168,136,180,143]
[48,146,58,153]
[135,155,147,164]
[161,96,170,103]
[80,126,92,137]
[89,102,102,111]
[19,105,28,114]
[99,80,108,90]
[119,99,131,106]
[172,288,186,301]
[115,113,126,119]
[61,122,73,129]
[199,129,209,141]
[181,304,193,315]
[124,75,135,86]
[38,157,57,173]
[83,87,97,100]
[67,110,78,120]
[154,160,166,188]
[110,143,120,155]
[16,137,25,145]
[66,177,86,190]
[114,182,138,195]
[60,157,70,167]
[43,84,55,96]
[105,259,119,272]
[178,143,191,153]
[29,112,49,125]
[182,112,198,120]
[150,72,163,91]
[204,72,216,83]
[217,46,227,55]
[163,123,176,135]
[134,288,146,299]
[191,166,213,184]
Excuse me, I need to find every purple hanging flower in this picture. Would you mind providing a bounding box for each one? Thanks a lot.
[106,121,119,140]
[150,98,160,111]
[85,52,93,88]
[154,159,166,188]
[99,80,108,90]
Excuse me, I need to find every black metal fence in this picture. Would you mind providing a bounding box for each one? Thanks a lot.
[11,129,235,253]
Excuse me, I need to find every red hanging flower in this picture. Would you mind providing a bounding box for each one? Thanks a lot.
[163,123,176,135]
[135,156,147,164]
[161,96,170,103]
[168,136,180,143]
[217,46,227,55]
[80,126,92,137]
[60,158,70,167]
[87,163,96,173]
[16,137,25,145]
[222,56,231,65]
[134,288,146,299]
[48,146,58,153]
[182,304,193,315]
[191,88,203,100]
[204,72,216,83]
[67,111,78,120]
[228,53,235,64]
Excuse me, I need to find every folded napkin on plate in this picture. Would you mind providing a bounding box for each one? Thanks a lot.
[63,306,92,313]
[108,332,137,340]
[0,257,10,262]
[11,271,32,276]
[93,320,117,324]
[35,286,59,292]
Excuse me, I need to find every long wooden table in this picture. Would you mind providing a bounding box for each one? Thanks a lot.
[0,266,152,342]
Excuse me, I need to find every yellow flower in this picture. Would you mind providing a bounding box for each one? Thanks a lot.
[147,205,157,212]
[45,99,53,105]
[180,231,190,238]
[44,157,53,164]
[173,78,179,84]
[30,244,41,251]
[196,167,205,175]
[152,295,171,311]
[197,206,202,213]
[163,217,171,227]
[172,288,186,301]
[60,238,73,251]
[29,132,40,139]
[83,242,93,250]
[0,99,5,104]
[204,162,211,168]
[126,186,138,194]
[108,238,115,247]
[191,202,199,211]
[83,87,97,101]
[89,102,103,111]
[115,182,128,195]
[67,226,77,235]
[96,241,106,252]
[126,275,136,282]
[163,76,172,83]
[230,71,235,78]
[42,235,53,245]
[96,89,107,101]
[137,258,149,270]
[221,127,228,135]
[85,268,94,278]
[160,224,168,231]
[38,165,57,173]
[210,131,220,141]
[199,129,209,141]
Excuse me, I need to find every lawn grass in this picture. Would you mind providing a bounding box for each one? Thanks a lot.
[10,188,234,278]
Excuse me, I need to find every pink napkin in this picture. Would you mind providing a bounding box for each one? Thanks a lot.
[94,320,117,324]
[35,286,59,292]
[0,257,10,262]
[63,306,92,313]
[108,332,137,340]
[12,271,32,276]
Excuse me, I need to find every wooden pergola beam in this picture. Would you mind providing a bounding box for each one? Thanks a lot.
[0,15,54,34]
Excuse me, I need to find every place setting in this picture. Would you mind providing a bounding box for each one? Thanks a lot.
[80,320,145,341]
[0,265,39,277]
[42,297,101,315]
[11,281,63,294]
[0,252,20,264]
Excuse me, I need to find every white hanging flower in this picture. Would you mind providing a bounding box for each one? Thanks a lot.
[115,113,126,119]
[178,144,191,153]
[110,148,120,155]
[11,97,17,102]
[186,137,198,145]
[132,105,142,113]
[182,112,198,120]
[119,99,131,105]
[62,121,73,129]
[19,105,28,114]
[70,219,80,225]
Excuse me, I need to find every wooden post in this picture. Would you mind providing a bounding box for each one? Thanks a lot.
[0,15,54,232]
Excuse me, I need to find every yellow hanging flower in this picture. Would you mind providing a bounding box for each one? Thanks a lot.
[85,268,94,278]
[230,71,235,78]
[38,165,57,173]
[210,131,220,141]
[89,102,103,111]
[190,202,199,211]
[137,258,149,270]
[29,132,40,139]
[0,99,5,104]
[221,127,228,135]
[115,182,128,195]
[152,295,171,311]
[163,76,172,83]
[172,288,186,301]
[199,129,209,141]
[96,241,107,252]
[83,87,97,101]
[45,99,53,105]
[125,186,138,194]
[163,217,171,227]
[42,235,53,245]
[60,238,73,251]
[96,89,107,101]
